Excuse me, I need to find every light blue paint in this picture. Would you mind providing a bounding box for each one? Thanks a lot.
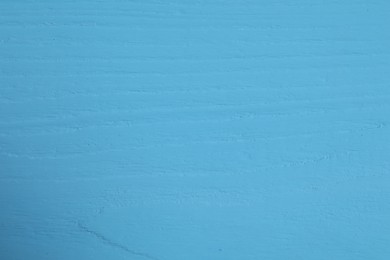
[1,1,390,259]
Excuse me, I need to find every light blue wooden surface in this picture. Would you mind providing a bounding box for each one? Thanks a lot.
[1,1,390,259]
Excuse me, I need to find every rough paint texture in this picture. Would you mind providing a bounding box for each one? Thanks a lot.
[1,1,390,259]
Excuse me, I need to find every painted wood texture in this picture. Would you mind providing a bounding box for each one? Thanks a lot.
[1,1,390,259]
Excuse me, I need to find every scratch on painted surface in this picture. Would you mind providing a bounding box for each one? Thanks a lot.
[77,221,159,260]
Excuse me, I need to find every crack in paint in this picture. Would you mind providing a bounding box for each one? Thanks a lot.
[77,221,159,260]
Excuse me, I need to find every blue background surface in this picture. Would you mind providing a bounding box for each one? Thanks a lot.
[1,1,390,259]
